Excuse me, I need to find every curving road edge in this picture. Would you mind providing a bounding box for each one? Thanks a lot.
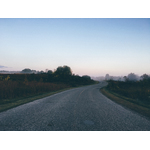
[0,82,150,131]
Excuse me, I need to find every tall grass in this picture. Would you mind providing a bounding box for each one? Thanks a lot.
[0,80,70,103]
[106,80,150,104]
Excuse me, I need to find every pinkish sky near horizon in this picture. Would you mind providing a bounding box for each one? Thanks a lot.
[0,18,150,77]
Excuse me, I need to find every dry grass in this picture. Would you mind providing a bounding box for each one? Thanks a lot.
[0,83,98,113]
[0,87,72,113]
[100,88,150,120]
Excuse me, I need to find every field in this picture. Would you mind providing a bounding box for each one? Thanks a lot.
[0,68,97,112]
[106,79,150,104]
[101,79,150,119]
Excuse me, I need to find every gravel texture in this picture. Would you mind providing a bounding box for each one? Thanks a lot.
[0,82,150,131]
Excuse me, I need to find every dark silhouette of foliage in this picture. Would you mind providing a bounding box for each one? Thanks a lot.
[54,66,72,78]
[21,68,32,73]
[141,74,149,80]
[47,70,53,74]
[127,73,139,81]
[0,80,69,103]
[82,75,91,80]
[0,65,96,102]
[106,77,150,104]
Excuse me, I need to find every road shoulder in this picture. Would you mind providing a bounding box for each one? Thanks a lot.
[100,87,150,120]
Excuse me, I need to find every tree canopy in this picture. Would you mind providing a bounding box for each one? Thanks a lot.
[21,68,32,73]
[54,66,72,78]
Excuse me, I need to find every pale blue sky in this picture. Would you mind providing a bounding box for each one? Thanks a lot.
[0,18,150,76]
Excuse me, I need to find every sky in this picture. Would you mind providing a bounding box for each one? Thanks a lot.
[0,18,150,76]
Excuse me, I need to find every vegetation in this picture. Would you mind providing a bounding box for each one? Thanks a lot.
[101,74,150,118]
[106,78,150,104]
[0,81,69,102]
[101,87,150,119]
[0,66,97,105]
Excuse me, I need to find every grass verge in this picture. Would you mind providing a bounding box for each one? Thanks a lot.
[0,87,74,113]
[100,87,150,120]
[0,82,98,113]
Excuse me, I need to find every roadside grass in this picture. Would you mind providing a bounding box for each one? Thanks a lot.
[0,82,99,113]
[100,87,150,120]
[0,88,73,113]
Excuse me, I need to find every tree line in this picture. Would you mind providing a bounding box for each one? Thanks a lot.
[105,73,150,82]
[106,74,150,104]
[0,66,96,102]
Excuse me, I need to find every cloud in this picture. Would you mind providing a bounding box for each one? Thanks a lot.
[0,65,8,68]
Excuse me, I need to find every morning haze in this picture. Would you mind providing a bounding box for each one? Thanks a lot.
[1,18,150,132]
[0,18,150,77]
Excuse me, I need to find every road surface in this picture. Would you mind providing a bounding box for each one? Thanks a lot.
[0,82,150,131]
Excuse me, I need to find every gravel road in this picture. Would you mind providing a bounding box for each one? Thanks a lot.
[0,82,150,131]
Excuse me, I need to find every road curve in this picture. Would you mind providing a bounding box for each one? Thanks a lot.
[0,82,150,131]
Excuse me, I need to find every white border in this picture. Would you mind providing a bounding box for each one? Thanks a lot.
[0,0,150,18]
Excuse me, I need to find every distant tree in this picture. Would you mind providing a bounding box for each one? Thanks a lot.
[82,75,91,80]
[21,68,32,73]
[123,76,128,82]
[105,74,110,80]
[127,73,138,81]
[62,66,72,76]
[47,70,53,74]
[141,74,149,80]
[31,70,36,74]
[38,71,45,74]
[54,66,72,78]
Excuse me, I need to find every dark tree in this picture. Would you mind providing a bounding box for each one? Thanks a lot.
[82,75,91,80]
[141,74,149,80]
[54,66,72,78]
[47,70,53,74]
[127,73,138,81]
[39,71,45,74]
[21,68,32,73]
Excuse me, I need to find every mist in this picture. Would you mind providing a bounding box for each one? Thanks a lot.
[92,73,150,82]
